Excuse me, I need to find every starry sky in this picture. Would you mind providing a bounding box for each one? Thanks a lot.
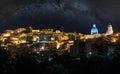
[0,0,120,34]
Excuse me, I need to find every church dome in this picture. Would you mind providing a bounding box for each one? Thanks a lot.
[91,24,98,34]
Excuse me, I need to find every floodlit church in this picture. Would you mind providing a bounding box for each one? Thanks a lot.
[106,23,114,35]
[91,24,98,34]
[90,23,114,35]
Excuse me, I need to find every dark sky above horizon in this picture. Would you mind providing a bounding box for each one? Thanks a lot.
[0,0,120,34]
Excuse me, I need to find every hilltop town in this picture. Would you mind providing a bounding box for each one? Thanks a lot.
[0,23,119,58]
[0,23,120,74]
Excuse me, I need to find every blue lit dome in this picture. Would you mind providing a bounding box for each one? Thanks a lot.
[91,24,98,34]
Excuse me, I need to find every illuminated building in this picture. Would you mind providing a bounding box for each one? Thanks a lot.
[4,30,14,34]
[55,30,61,33]
[9,37,19,44]
[91,24,98,34]
[80,34,101,41]
[2,33,11,37]
[32,35,39,41]
[15,28,26,33]
[32,30,40,33]
[106,23,114,35]
[40,29,53,34]
[0,25,118,53]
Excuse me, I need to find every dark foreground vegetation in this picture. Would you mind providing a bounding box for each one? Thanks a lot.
[0,46,120,74]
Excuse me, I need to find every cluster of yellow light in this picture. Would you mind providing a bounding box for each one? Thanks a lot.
[3,33,11,37]
[32,30,40,33]
[55,30,61,33]
[1,38,7,42]
[60,35,69,40]
[19,34,27,38]
[1,43,5,47]
[33,35,39,41]
[2,27,120,51]
[15,28,26,33]
[80,34,101,40]
[111,38,117,43]
[13,41,19,44]
[116,34,119,36]
[68,41,74,43]
[10,37,20,44]
[40,29,53,34]
[57,43,61,49]
[19,40,27,43]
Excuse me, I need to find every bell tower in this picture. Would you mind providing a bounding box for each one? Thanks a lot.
[106,23,114,35]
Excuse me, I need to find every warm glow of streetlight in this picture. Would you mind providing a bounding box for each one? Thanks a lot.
[111,38,117,43]
[57,43,61,49]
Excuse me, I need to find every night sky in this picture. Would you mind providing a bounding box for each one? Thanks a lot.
[0,0,120,34]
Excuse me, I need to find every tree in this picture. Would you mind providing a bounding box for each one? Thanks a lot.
[45,64,68,74]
